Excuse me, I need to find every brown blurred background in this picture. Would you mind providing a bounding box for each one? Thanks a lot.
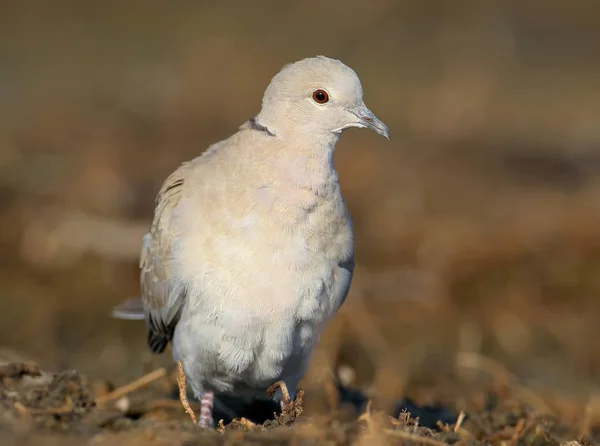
[1,0,600,416]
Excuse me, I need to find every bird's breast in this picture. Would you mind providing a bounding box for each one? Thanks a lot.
[176,181,353,314]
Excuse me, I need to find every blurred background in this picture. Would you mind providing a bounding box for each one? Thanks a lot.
[1,0,600,422]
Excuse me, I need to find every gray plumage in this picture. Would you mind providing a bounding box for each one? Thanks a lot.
[113,55,390,403]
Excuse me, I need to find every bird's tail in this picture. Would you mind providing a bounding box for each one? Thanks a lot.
[112,297,145,320]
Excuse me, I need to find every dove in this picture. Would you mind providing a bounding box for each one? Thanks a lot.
[113,55,390,428]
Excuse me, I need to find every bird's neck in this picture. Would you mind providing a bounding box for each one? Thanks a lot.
[254,111,341,149]
[252,112,342,189]
[269,136,339,191]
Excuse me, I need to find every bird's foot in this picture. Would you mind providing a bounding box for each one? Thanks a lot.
[198,391,215,428]
[266,381,304,425]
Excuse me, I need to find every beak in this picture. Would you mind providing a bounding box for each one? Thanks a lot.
[353,105,391,140]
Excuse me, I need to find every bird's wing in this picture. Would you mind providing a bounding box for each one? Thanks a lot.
[140,163,190,353]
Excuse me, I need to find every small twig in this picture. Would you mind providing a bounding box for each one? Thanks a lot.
[0,363,41,381]
[293,390,304,418]
[266,381,303,421]
[324,378,340,411]
[357,400,375,432]
[437,420,451,433]
[511,418,527,446]
[267,380,291,402]
[384,429,449,446]
[240,417,257,428]
[453,410,466,433]
[176,361,197,424]
[580,394,600,437]
[14,402,29,417]
[129,398,202,414]
[95,368,167,405]
[342,289,390,362]
[17,396,74,416]
[456,352,552,414]
[581,398,594,437]
[455,352,515,387]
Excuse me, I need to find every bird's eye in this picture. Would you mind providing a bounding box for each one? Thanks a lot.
[312,89,329,104]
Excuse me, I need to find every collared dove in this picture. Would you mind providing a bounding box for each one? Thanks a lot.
[113,55,390,428]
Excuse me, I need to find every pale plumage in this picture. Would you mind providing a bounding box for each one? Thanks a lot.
[113,55,390,427]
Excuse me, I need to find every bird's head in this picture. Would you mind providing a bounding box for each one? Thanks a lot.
[256,56,390,142]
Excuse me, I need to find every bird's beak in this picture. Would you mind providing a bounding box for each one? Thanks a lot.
[353,105,391,140]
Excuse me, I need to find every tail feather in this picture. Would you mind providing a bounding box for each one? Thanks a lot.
[112,297,145,320]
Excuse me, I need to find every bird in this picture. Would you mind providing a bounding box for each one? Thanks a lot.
[112,55,390,428]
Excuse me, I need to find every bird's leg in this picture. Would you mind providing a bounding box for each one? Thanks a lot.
[198,391,215,428]
[267,381,304,424]
[176,361,197,424]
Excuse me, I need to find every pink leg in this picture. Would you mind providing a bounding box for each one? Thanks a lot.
[198,391,214,428]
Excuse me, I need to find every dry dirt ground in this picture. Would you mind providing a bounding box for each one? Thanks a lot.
[0,360,596,446]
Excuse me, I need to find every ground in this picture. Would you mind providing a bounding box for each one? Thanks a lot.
[0,358,597,445]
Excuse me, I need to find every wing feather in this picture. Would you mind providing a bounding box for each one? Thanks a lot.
[140,164,189,353]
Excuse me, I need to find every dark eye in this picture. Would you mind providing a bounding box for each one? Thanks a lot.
[312,89,329,104]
